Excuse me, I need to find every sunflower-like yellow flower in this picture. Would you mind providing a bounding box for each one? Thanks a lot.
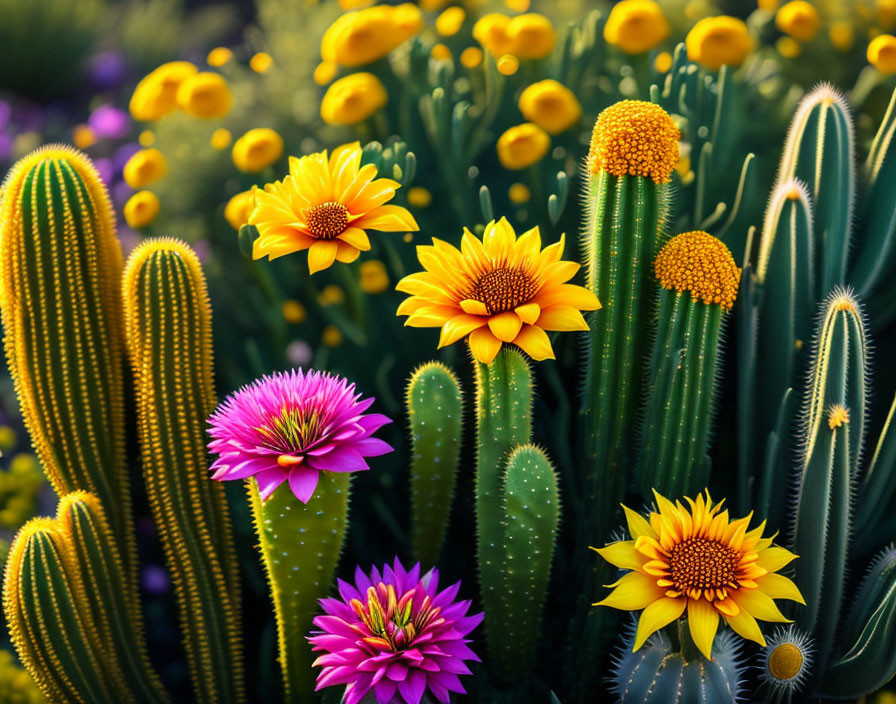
[497,123,550,170]
[593,490,805,660]
[321,3,423,67]
[176,72,232,119]
[518,80,582,134]
[686,16,754,70]
[775,1,821,42]
[868,34,896,74]
[224,189,256,230]
[129,61,197,121]
[396,218,601,364]
[321,73,388,125]
[123,148,168,188]
[604,0,671,55]
[124,191,160,229]
[250,142,418,274]
[232,128,284,172]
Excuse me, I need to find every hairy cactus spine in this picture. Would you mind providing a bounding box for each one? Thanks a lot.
[638,231,740,498]
[491,444,560,678]
[406,361,463,566]
[0,146,133,579]
[474,347,532,670]
[776,84,855,297]
[790,289,868,669]
[248,475,349,704]
[854,392,896,552]
[122,238,244,703]
[3,493,169,704]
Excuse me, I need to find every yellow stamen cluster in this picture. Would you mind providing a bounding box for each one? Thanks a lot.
[831,295,858,313]
[768,642,804,680]
[653,230,741,310]
[304,201,350,239]
[349,583,440,652]
[827,405,850,429]
[471,267,537,314]
[667,537,741,600]
[588,100,680,183]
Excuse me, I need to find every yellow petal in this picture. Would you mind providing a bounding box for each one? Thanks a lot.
[438,315,487,347]
[533,283,601,310]
[593,541,646,572]
[468,326,502,364]
[540,259,580,285]
[488,311,523,342]
[307,240,338,274]
[724,608,766,646]
[404,305,456,327]
[396,297,427,316]
[633,597,687,651]
[688,598,719,660]
[754,573,805,605]
[337,226,371,251]
[536,305,589,331]
[354,204,419,231]
[756,546,798,573]
[460,299,489,315]
[594,571,665,610]
[730,587,791,623]
[514,302,541,324]
[513,324,555,361]
[335,241,360,263]
[623,505,655,540]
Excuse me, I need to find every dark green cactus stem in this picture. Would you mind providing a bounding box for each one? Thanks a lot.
[0,146,134,582]
[474,347,532,669]
[406,361,463,566]
[491,444,559,678]
[3,493,169,704]
[123,239,244,704]
[248,475,350,704]
[790,289,868,672]
[854,392,896,552]
[776,84,854,297]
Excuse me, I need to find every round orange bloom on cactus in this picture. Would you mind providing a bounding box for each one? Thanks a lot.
[250,142,418,274]
[593,490,805,660]
[396,218,601,364]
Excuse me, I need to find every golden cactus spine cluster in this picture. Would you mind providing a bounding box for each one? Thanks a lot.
[122,238,244,704]
[0,146,135,581]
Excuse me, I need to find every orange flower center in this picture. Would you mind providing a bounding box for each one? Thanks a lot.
[668,537,741,594]
[472,267,537,314]
[304,201,349,239]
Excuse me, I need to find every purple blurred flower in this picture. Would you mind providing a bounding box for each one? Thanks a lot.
[309,559,483,704]
[112,179,133,208]
[141,565,170,595]
[286,340,313,367]
[94,156,114,185]
[0,133,11,161]
[113,142,141,171]
[89,105,130,139]
[89,50,128,90]
[207,369,393,503]
[0,101,10,129]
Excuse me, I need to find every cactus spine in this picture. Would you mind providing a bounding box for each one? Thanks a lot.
[790,289,868,669]
[122,239,244,704]
[0,146,134,579]
[638,231,740,498]
[248,475,349,704]
[406,361,463,566]
[854,392,896,552]
[3,492,168,704]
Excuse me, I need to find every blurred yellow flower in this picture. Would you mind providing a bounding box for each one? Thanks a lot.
[508,182,531,203]
[829,22,854,51]
[420,0,450,9]
[0,425,15,452]
[506,13,555,59]
[461,46,484,68]
[686,16,754,70]
[314,61,339,85]
[360,260,390,293]
[436,6,466,36]
[322,4,423,67]
[604,0,670,54]
[207,46,233,67]
[775,1,821,42]
[282,299,307,323]
[340,0,375,8]
[432,43,453,61]
[211,128,232,150]
[129,61,197,121]
[776,36,801,57]
[408,186,433,208]
[880,0,896,28]
[322,325,344,347]
[497,54,519,74]
[654,51,673,72]
[473,14,514,56]
[758,0,779,10]
[497,123,550,170]
[123,148,168,188]
[250,142,419,274]
[250,52,273,73]
[505,0,530,10]
[124,191,160,229]
[518,79,581,134]
[73,124,96,150]
[224,189,256,230]
[232,128,284,172]
[321,73,387,125]
[868,34,896,73]
[176,72,233,119]
[139,130,155,147]
[319,285,346,305]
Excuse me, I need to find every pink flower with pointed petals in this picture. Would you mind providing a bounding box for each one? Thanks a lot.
[207,369,392,503]
[309,558,483,704]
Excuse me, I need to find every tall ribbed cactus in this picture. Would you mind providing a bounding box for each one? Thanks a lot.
[406,361,463,566]
[638,231,740,498]
[3,492,168,704]
[0,146,133,578]
[790,288,868,669]
[580,100,679,528]
[122,238,244,704]
[854,392,896,553]
[776,84,854,297]
[247,475,349,704]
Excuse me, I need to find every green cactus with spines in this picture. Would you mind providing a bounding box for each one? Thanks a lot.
[638,231,740,499]
[0,146,134,582]
[790,288,868,671]
[406,361,463,566]
[776,84,855,298]
[3,493,168,704]
[122,238,244,704]
[490,444,559,679]
[247,474,350,704]
[854,392,896,554]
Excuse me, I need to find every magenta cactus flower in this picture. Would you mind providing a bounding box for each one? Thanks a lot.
[309,559,483,704]
[207,369,392,503]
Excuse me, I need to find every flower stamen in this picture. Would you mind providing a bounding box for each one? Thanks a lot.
[668,537,742,600]
[472,267,537,314]
[304,201,350,240]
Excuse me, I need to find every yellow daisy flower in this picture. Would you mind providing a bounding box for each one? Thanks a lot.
[250,142,418,274]
[395,218,601,364]
[593,490,805,660]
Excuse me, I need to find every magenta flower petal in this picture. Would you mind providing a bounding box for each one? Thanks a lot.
[288,467,320,503]
[354,437,394,457]
[306,445,369,472]
[256,468,288,501]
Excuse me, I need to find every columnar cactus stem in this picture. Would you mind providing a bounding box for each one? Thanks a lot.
[406,361,463,566]
[123,238,244,704]
[638,231,740,498]
[854,391,896,551]
[247,476,350,704]
[0,146,133,580]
